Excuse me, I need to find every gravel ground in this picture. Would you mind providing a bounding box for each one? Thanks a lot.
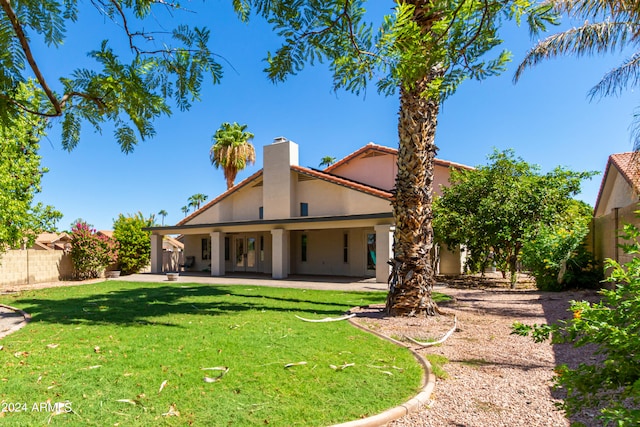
[350,277,603,427]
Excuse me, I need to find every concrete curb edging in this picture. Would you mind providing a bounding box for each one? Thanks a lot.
[0,303,32,340]
[328,306,437,427]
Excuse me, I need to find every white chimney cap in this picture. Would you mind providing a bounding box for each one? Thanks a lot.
[273,136,288,144]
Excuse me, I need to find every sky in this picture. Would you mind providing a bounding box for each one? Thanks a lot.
[29,1,639,232]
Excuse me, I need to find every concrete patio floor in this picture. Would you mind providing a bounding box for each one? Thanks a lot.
[111,272,389,292]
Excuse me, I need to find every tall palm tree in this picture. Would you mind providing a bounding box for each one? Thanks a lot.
[210,122,256,189]
[188,193,208,211]
[515,0,640,147]
[158,209,168,226]
[181,206,189,217]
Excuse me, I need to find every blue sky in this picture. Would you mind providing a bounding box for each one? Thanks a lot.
[31,2,638,231]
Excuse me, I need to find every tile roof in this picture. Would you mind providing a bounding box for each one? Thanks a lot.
[323,142,473,172]
[177,143,472,225]
[594,152,640,214]
[291,165,393,200]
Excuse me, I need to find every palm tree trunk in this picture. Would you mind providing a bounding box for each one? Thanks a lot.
[386,74,441,317]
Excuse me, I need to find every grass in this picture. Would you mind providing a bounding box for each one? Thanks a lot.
[424,354,449,379]
[0,281,425,426]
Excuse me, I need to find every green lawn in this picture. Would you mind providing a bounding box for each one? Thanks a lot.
[0,281,424,426]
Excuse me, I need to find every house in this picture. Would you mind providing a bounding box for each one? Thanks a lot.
[592,152,640,265]
[29,232,72,251]
[147,138,472,282]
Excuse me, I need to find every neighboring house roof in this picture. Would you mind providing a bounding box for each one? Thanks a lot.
[32,232,72,250]
[163,236,184,251]
[594,152,640,216]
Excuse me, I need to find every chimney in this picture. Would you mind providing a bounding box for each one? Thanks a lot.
[263,137,299,219]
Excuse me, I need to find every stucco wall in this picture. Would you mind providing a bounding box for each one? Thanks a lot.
[330,152,397,191]
[295,179,392,216]
[592,203,640,268]
[188,183,263,225]
[596,169,639,217]
[0,250,74,288]
[290,228,372,277]
[438,245,464,275]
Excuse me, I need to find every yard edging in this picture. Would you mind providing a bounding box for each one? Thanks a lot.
[327,305,436,427]
[0,303,31,340]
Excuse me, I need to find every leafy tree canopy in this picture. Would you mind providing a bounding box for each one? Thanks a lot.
[0,0,222,153]
[434,149,596,287]
[234,0,558,98]
[0,81,62,253]
[113,212,153,274]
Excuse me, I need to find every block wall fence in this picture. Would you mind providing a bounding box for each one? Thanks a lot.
[0,250,74,288]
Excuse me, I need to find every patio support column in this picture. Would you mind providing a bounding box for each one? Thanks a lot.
[271,229,289,279]
[210,232,225,276]
[150,234,163,273]
[374,224,394,283]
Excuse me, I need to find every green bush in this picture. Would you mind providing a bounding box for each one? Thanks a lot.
[70,222,118,279]
[512,222,640,426]
[521,200,601,291]
[113,212,153,274]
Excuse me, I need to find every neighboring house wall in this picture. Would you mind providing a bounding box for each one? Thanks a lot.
[0,250,74,288]
[593,203,640,267]
[592,153,640,273]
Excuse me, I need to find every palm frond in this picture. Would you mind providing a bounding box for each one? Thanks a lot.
[550,0,640,23]
[589,50,640,98]
[515,21,637,82]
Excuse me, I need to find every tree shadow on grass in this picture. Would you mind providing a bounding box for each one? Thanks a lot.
[11,283,384,327]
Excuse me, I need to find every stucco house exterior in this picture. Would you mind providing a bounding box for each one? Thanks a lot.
[148,138,471,282]
[592,152,640,266]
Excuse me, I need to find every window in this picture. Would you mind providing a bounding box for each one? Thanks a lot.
[224,237,230,261]
[343,233,348,263]
[260,235,265,262]
[301,234,307,262]
[366,233,376,270]
[259,206,263,219]
[300,202,308,217]
[202,238,211,260]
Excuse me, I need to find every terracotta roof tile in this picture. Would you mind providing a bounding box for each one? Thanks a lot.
[324,142,473,172]
[291,165,393,200]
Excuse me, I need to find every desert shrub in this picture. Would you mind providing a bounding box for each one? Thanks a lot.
[113,212,153,274]
[70,222,118,279]
[513,222,640,426]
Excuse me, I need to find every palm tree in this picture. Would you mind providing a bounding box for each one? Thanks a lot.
[515,0,640,146]
[181,206,189,217]
[158,210,168,226]
[236,2,555,316]
[319,156,336,168]
[210,122,256,189]
[188,193,208,211]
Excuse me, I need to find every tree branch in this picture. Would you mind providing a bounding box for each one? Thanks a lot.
[0,0,62,115]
